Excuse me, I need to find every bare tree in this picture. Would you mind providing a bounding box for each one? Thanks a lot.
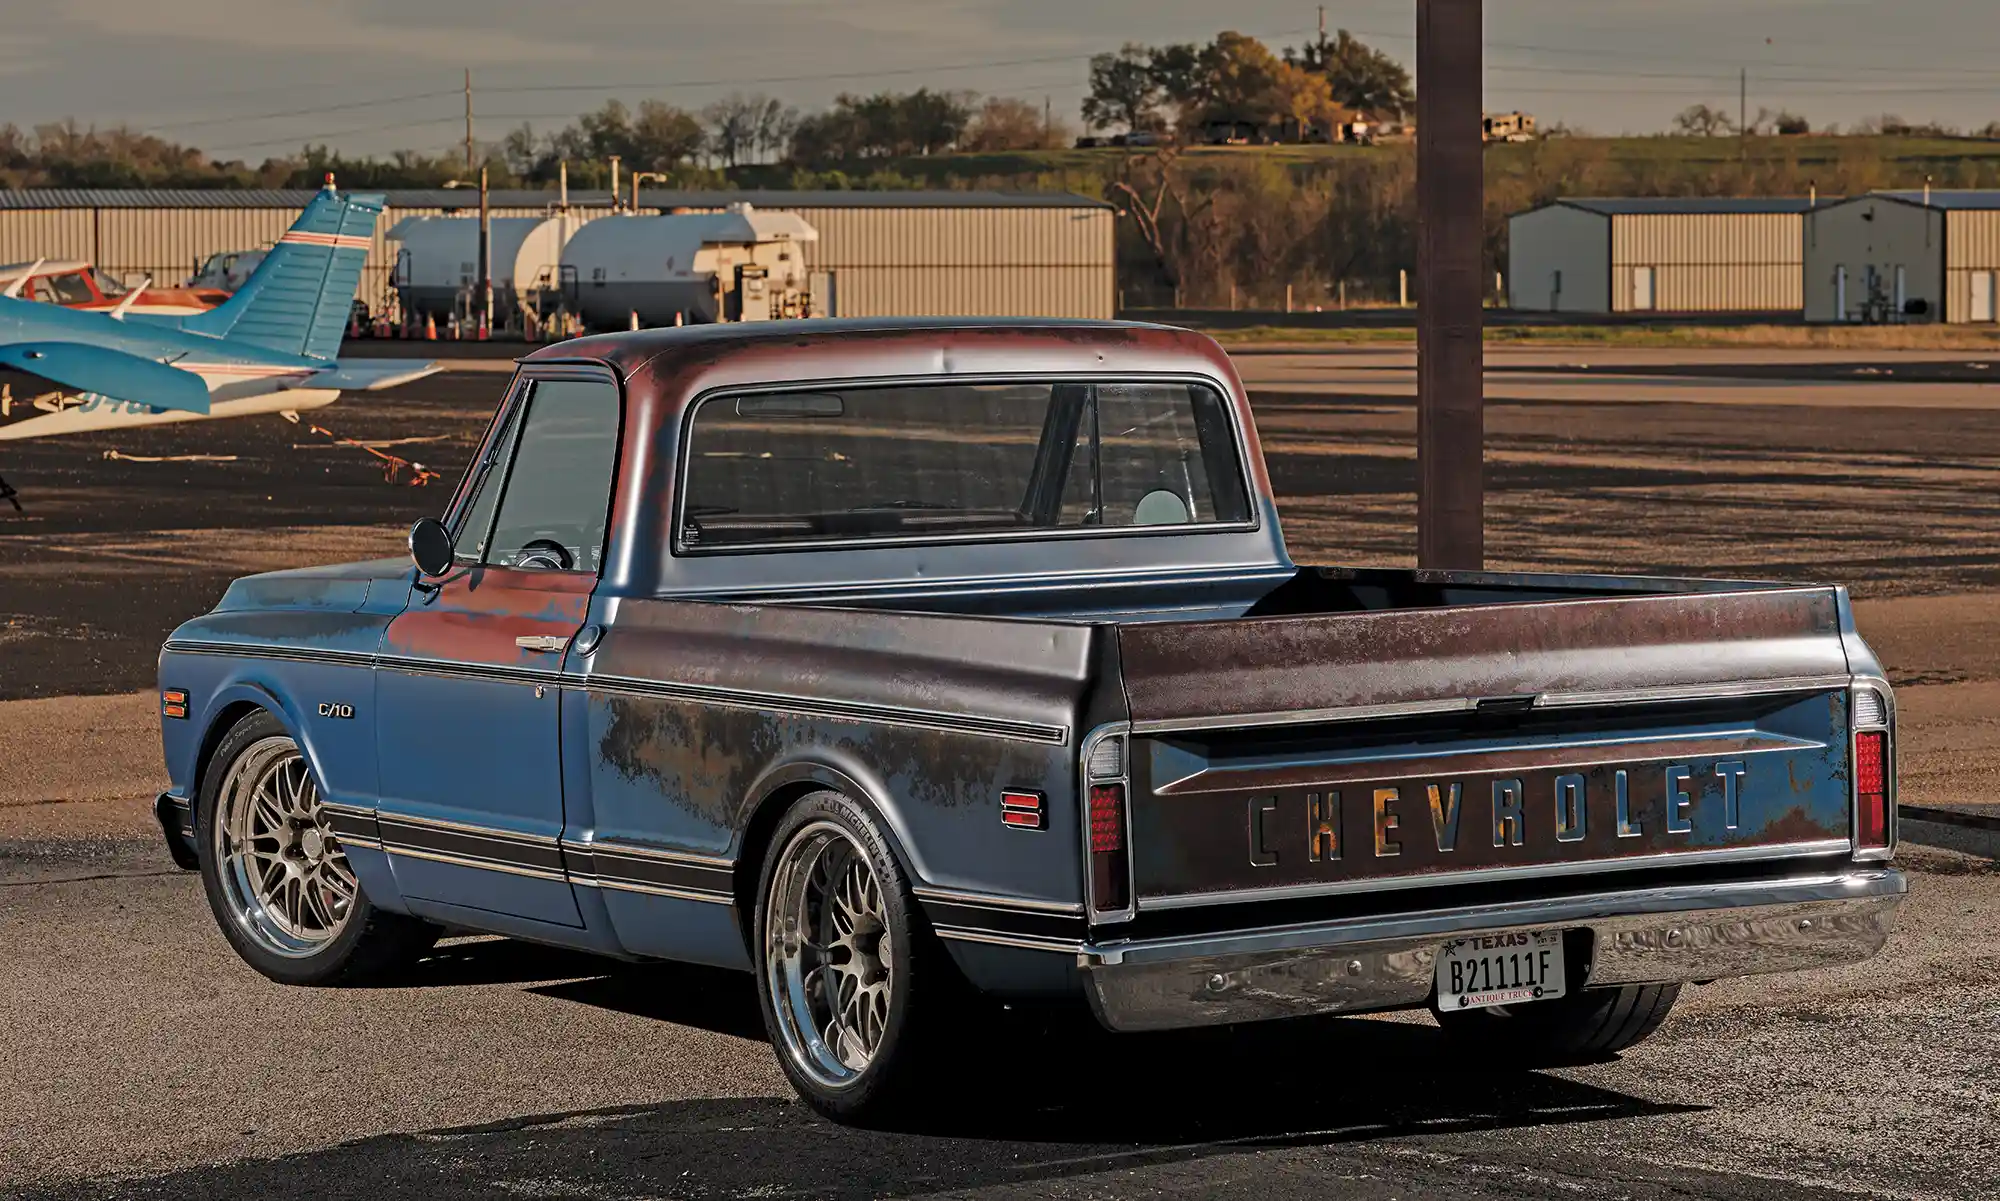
[702,94,763,166]
[1671,104,1736,137]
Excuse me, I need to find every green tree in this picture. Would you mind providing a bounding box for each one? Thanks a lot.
[1196,31,1286,125]
[787,89,972,161]
[1289,29,1414,118]
[1082,44,1163,132]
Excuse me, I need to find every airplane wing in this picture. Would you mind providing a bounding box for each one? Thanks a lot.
[0,342,210,414]
[280,360,442,393]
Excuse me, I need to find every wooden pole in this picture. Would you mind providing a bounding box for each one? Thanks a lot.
[1415,0,1484,570]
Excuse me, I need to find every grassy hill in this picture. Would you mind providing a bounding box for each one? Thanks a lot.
[729,135,2000,195]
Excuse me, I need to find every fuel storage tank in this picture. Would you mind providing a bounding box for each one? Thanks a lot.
[388,214,578,325]
[558,204,817,328]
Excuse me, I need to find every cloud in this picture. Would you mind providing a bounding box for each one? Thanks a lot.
[62,0,596,64]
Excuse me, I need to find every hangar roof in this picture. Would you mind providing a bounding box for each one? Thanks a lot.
[1867,189,2000,211]
[1550,197,1820,216]
[0,188,1111,211]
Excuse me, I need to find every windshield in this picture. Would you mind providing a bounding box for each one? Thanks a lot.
[43,272,97,305]
[679,380,1249,550]
[89,269,127,298]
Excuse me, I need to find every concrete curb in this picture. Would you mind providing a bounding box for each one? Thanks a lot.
[1900,806,2000,860]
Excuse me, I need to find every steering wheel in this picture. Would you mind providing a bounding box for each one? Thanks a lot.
[515,538,575,571]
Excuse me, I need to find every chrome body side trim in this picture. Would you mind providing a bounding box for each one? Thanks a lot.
[1078,869,1905,1032]
[1138,839,1853,911]
[933,926,1087,954]
[381,810,560,844]
[911,885,1085,915]
[570,874,736,905]
[562,837,733,869]
[162,639,374,668]
[1535,673,1860,710]
[1129,698,1473,737]
[384,844,569,883]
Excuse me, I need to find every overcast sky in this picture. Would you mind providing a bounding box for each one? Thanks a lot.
[5,0,1998,159]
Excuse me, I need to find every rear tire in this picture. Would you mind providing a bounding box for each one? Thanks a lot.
[753,790,958,1124]
[196,709,440,986]
[1434,983,1682,1063]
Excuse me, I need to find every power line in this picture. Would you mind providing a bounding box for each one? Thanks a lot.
[204,116,461,156]
[144,90,460,136]
[477,33,1315,96]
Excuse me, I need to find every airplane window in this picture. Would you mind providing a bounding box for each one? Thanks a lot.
[90,269,128,298]
[28,278,58,304]
[45,273,97,305]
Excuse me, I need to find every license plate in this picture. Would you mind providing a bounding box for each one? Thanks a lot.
[1435,930,1567,1011]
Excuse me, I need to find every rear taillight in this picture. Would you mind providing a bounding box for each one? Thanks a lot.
[1089,782,1129,912]
[1855,729,1889,850]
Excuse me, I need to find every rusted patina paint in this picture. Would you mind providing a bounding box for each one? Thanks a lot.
[1118,585,1846,725]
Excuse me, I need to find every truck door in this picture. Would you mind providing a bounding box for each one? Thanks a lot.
[373,370,622,927]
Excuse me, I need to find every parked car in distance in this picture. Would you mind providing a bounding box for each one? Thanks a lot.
[155,318,1906,1121]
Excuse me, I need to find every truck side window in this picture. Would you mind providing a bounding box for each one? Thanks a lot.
[482,379,621,573]
[449,397,525,565]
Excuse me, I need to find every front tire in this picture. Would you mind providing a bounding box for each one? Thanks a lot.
[1434,983,1682,1063]
[753,791,954,1123]
[196,710,439,986]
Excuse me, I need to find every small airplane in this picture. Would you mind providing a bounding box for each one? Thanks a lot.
[0,177,438,449]
[0,259,230,317]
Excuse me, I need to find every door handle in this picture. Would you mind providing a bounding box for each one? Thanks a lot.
[514,635,569,653]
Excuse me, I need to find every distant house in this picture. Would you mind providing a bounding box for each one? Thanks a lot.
[1483,111,1537,143]
[1212,107,1376,147]
[1200,119,1269,146]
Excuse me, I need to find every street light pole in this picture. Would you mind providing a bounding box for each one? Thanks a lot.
[477,165,492,340]
[1415,0,1485,570]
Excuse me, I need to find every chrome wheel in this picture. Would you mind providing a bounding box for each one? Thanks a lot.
[211,735,356,958]
[764,821,897,1089]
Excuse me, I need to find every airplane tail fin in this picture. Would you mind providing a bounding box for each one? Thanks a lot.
[182,179,382,360]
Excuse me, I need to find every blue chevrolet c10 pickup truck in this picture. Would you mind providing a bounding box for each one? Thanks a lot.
[155,318,1904,1121]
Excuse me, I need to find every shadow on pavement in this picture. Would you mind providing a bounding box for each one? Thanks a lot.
[27,956,1706,1200]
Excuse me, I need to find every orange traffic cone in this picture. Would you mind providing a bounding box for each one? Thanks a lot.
[628,310,640,331]
[423,313,436,341]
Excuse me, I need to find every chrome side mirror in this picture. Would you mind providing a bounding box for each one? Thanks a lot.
[408,517,456,577]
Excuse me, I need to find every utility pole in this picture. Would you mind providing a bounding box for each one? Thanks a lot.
[463,68,475,174]
[1416,0,1485,570]
[1044,95,1052,142]
[1739,66,1748,156]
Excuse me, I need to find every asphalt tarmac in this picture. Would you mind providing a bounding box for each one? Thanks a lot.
[7,348,2000,700]
[1,836,1990,1200]
[3,346,1998,1199]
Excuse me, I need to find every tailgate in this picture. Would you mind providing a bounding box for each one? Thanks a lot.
[1113,587,1860,907]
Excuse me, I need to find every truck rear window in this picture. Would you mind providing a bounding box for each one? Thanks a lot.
[678,381,1251,550]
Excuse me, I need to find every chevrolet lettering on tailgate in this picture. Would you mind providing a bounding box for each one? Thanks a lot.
[153,319,1905,1126]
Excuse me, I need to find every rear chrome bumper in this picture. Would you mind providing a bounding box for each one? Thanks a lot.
[1078,868,1907,1032]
